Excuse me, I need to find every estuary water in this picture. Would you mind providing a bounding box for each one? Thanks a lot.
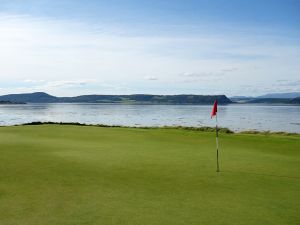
[0,103,299,133]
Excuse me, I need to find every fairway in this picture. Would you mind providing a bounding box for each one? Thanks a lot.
[0,125,299,225]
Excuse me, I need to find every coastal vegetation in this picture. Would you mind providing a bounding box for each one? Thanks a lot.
[0,100,25,104]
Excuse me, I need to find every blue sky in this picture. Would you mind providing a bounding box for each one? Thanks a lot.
[0,0,299,96]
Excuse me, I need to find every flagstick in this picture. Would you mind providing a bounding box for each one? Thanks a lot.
[216,113,220,172]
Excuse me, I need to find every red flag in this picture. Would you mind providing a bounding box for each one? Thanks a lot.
[211,100,217,118]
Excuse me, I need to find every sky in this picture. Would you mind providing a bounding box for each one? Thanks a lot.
[0,0,299,96]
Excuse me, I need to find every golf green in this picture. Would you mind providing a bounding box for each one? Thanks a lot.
[0,125,299,225]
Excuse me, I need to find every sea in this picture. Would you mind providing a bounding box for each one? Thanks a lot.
[0,103,299,133]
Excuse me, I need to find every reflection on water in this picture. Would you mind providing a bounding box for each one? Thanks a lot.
[0,103,300,133]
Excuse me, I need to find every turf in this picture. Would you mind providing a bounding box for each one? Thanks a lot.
[0,125,299,225]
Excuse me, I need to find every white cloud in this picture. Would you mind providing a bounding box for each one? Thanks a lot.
[144,76,158,81]
[275,79,300,87]
[221,68,238,72]
[177,68,239,83]
[0,79,128,96]
[43,79,95,88]
[24,79,45,83]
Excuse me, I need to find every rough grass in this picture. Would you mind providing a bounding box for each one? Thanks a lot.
[18,121,299,135]
[0,125,299,225]
[18,121,235,133]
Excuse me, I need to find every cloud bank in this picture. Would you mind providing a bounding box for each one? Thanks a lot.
[0,13,299,96]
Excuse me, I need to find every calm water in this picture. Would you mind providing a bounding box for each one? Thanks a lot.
[0,103,299,133]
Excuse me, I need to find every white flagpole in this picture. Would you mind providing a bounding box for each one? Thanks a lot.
[216,112,220,172]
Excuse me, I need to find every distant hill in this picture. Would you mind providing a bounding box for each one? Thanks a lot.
[240,97,300,104]
[290,97,300,104]
[0,92,232,104]
[0,100,25,104]
[229,96,255,103]
[230,96,252,99]
[229,93,300,104]
[0,92,58,103]
[257,92,300,99]
[247,98,292,104]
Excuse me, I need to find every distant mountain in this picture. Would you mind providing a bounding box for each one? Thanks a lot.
[229,96,255,103]
[0,92,232,104]
[59,94,232,104]
[247,98,292,104]
[290,97,300,104]
[230,96,253,99]
[229,93,300,104]
[257,92,300,99]
[0,92,58,103]
[0,100,25,104]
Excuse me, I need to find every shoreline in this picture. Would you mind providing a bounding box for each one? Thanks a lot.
[2,121,299,136]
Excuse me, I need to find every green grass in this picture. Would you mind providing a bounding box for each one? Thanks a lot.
[0,125,299,225]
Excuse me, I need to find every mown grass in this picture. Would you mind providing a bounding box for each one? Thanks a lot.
[0,125,299,225]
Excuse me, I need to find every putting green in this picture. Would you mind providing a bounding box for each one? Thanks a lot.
[0,125,299,225]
